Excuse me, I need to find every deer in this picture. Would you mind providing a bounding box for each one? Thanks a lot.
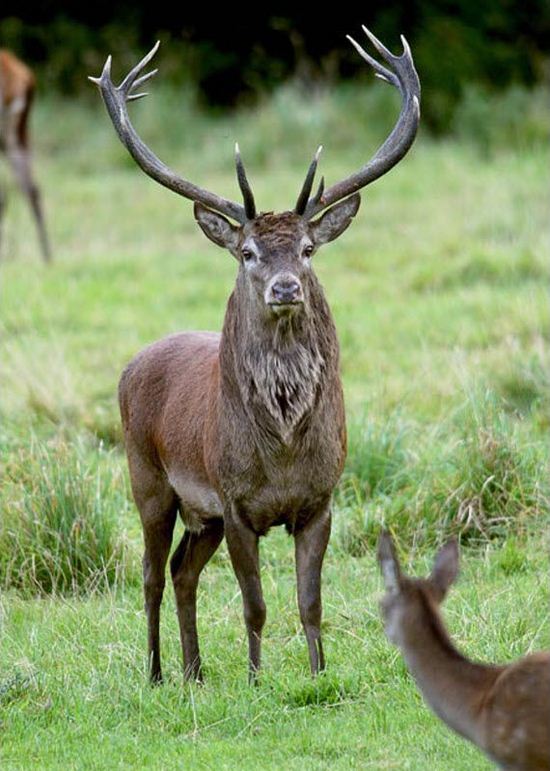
[0,49,52,262]
[377,531,550,770]
[89,27,420,684]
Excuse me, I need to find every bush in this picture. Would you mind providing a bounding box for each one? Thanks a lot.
[417,389,550,542]
[333,389,550,555]
[0,438,135,595]
[453,84,550,154]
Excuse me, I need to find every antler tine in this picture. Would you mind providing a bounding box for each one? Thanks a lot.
[235,143,257,220]
[312,176,325,206]
[89,44,247,224]
[361,26,395,63]
[303,26,420,220]
[127,68,158,98]
[295,145,323,215]
[119,41,160,94]
[88,55,112,87]
[346,35,397,88]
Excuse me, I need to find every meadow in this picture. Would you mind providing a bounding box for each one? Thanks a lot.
[0,77,549,769]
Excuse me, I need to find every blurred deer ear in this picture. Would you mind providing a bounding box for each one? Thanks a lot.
[194,202,240,255]
[430,540,459,601]
[310,193,361,246]
[377,530,402,593]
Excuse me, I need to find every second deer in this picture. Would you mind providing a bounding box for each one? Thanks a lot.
[0,49,51,262]
[377,532,550,770]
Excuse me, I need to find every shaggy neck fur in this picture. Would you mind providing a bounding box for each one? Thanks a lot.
[243,324,325,437]
[222,273,336,443]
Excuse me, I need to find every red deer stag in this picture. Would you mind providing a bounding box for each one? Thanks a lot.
[90,28,420,683]
[0,50,51,262]
[378,532,550,770]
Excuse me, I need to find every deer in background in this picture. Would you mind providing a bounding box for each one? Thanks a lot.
[0,50,52,262]
[90,27,420,683]
[378,532,550,770]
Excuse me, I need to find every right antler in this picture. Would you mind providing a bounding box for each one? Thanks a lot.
[302,27,421,220]
[89,42,249,224]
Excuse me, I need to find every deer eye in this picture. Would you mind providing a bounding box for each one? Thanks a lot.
[303,244,314,259]
[241,248,255,263]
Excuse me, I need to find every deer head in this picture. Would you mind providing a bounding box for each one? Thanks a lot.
[89,28,420,324]
[194,192,360,323]
[377,531,459,646]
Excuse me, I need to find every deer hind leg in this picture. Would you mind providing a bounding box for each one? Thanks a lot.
[294,505,331,675]
[170,518,224,682]
[5,100,52,263]
[224,505,266,684]
[0,184,5,258]
[128,450,178,684]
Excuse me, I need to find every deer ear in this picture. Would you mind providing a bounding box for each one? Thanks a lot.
[430,540,459,601]
[310,193,361,246]
[194,203,240,254]
[377,530,402,593]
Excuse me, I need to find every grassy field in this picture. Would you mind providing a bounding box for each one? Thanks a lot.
[0,80,549,769]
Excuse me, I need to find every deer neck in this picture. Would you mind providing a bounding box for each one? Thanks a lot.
[221,281,338,441]
[398,596,499,745]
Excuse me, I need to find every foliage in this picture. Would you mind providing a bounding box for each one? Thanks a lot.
[0,438,135,595]
[453,84,550,154]
[334,390,550,555]
[1,2,549,131]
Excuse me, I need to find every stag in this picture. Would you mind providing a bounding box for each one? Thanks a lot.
[0,50,51,262]
[378,532,550,770]
[90,28,420,683]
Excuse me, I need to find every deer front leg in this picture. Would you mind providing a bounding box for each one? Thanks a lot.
[294,505,331,675]
[170,519,224,682]
[141,506,177,684]
[224,505,266,684]
[128,445,178,685]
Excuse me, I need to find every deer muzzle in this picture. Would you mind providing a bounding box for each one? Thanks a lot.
[266,275,304,312]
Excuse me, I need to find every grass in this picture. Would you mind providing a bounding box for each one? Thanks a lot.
[0,79,549,768]
[0,438,133,595]
[335,389,549,554]
[0,536,548,769]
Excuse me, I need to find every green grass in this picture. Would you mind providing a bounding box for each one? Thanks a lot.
[0,82,549,768]
[0,438,133,595]
[1,537,548,769]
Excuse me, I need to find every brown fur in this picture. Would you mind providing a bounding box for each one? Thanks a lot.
[0,50,51,261]
[0,50,35,147]
[378,533,550,770]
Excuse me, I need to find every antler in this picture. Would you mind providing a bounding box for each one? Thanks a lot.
[89,42,248,224]
[302,27,421,220]
[294,146,324,215]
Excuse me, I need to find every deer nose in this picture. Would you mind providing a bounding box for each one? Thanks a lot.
[270,279,302,304]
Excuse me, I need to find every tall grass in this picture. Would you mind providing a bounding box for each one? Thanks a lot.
[33,79,550,180]
[334,388,550,554]
[0,438,135,595]
[453,84,550,155]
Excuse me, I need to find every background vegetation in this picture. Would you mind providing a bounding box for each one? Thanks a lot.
[1,1,550,131]
[0,6,549,768]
